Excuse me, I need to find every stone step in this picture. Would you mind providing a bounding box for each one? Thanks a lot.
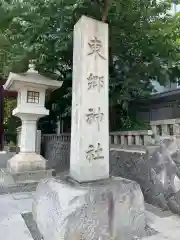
[0,182,38,195]
[0,168,55,195]
[0,168,54,185]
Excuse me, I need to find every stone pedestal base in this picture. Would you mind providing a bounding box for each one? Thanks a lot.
[0,168,54,185]
[7,152,46,173]
[0,151,7,154]
[33,175,146,240]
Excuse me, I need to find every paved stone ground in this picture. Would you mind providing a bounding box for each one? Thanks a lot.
[0,189,180,240]
[0,191,38,240]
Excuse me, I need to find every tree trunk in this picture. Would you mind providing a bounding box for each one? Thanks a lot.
[102,0,113,22]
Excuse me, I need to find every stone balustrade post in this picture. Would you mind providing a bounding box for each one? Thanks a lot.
[173,124,180,135]
[144,135,152,145]
[161,124,168,136]
[127,135,132,145]
[114,135,119,144]
[121,135,125,145]
[151,125,156,135]
[135,135,141,145]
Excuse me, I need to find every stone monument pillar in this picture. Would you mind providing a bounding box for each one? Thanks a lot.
[70,15,109,182]
[33,16,146,240]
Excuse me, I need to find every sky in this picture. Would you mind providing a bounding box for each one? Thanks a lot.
[172,3,180,13]
[177,4,180,12]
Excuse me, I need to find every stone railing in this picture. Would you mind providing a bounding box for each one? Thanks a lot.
[150,119,180,136]
[41,133,71,171]
[42,131,153,147]
[109,130,153,146]
[41,131,154,170]
[42,133,71,143]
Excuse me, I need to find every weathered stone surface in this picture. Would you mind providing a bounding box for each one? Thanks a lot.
[33,176,146,240]
[42,137,70,171]
[70,15,109,182]
[0,168,53,185]
[7,153,46,173]
[110,138,180,215]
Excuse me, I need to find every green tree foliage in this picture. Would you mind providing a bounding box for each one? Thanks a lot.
[3,97,20,128]
[3,97,15,126]
[3,97,20,143]
[0,0,180,129]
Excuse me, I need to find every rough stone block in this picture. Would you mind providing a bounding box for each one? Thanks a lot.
[33,175,146,240]
[110,138,180,215]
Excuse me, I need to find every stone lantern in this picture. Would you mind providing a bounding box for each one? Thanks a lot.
[3,63,63,175]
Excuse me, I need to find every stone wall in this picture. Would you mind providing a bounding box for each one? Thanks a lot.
[42,134,70,171]
[110,139,180,215]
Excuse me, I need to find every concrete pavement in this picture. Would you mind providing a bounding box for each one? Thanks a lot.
[0,191,180,240]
